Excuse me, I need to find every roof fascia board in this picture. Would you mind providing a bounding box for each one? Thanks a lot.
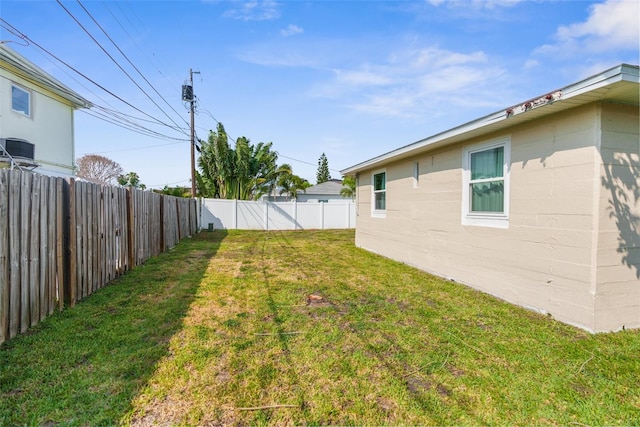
[561,64,638,99]
[0,44,88,108]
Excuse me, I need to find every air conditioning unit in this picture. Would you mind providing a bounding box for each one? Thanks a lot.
[0,137,37,169]
[1,138,35,160]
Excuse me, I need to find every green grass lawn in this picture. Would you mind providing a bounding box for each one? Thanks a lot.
[1,229,639,426]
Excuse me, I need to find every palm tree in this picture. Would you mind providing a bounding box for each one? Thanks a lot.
[278,172,311,200]
[197,123,289,200]
[197,123,231,198]
[340,175,356,199]
[156,186,191,198]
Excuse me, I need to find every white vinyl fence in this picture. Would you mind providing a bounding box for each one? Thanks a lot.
[200,199,356,230]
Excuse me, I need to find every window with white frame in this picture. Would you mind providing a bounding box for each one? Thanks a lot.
[11,84,31,117]
[372,170,386,217]
[462,137,510,228]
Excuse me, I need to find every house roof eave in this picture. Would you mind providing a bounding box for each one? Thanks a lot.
[340,63,639,176]
[0,44,89,109]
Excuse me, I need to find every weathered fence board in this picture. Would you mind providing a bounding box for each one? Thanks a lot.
[0,170,198,344]
[0,171,8,344]
[28,173,40,328]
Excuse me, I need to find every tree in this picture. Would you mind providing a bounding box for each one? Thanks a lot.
[278,171,311,200]
[197,123,289,200]
[75,154,123,185]
[117,172,146,189]
[340,175,356,199]
[155,186,191,198]
[316,153,331,184]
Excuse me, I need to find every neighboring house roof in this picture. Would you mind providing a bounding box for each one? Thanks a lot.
[299,180,343,196]
[341,63,639,175]
[0,43,89,109]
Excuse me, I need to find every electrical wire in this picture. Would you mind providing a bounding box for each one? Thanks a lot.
[56,0,187,136]
[75,0,189,129]
[1,41,189,144]
[196,107,343,174]
[100,0,177,91]
[81,108,189,141]
[79,135,186,154]
[0,18,186,137]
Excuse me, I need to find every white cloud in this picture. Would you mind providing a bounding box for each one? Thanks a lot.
[236,47,321,68]
[281,24,303,37]
[536,0,640,54]
[412,47,487,68]
[333,67,392,86]
[223,0,280,21]
[314,45,506,118]
[475,0,524,9]
[348,91,417,116]
[237,36,509,119]
[428,0,524,9]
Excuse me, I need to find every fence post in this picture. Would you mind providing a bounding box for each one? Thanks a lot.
[186,197,192,236]
[28,174,41,328]
[233,199,238,230]
[159,194,165,252]
[175,197,181,241]
[126,188,135,268]
[293,199,298,231]
[347,202,351,229]
[194,198,199,234]
[66,178,76,307]
[264,201,269,231]
[0,171,8,344]
[19,172,33,333]
[57,179,65,310]
[8,171,20,339]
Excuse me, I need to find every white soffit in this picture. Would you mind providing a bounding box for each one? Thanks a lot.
[0,44,89,108]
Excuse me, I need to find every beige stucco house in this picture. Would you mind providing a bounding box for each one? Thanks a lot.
[0,43,87,177]
[341,64,639,333]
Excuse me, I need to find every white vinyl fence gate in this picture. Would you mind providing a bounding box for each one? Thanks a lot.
[200,199,356,230]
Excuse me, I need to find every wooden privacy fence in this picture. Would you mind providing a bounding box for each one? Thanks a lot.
[0,169,198,345]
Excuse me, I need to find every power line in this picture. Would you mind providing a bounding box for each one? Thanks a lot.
[1,36,189,143]
[81,107,189,141]
[75,0,189,130]
[196,108,342,174]
[100,0,177,91]
[0,19,185,137]
[79,135,185,154]
[56,0,187,136]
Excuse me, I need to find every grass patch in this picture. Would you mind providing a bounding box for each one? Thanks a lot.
[2,229,639,425]
[0,231,226,426]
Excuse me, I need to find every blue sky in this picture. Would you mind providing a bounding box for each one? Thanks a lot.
[1,0,638,188]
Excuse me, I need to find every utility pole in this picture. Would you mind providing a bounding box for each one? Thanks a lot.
[186,68,200,198]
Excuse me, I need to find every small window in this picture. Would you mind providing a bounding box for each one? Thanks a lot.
[372,170,386,217]
[462,138,510,228]
[413,161,419,188]
[12,84,31,117]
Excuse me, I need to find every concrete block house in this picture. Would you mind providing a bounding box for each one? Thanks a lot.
[341,64,639,333]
